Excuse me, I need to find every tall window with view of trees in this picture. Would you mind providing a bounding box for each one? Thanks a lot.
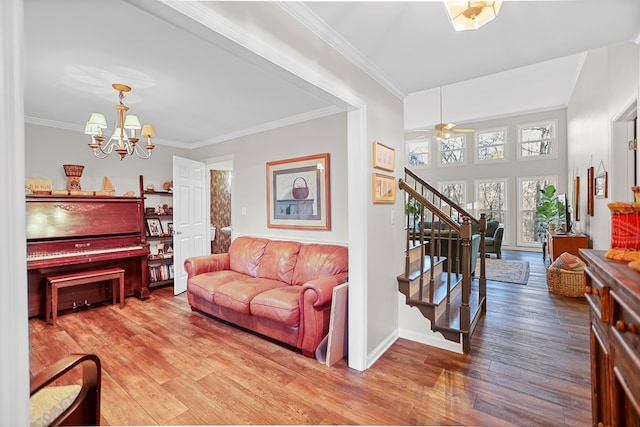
[439,181,465,207]
[439,135,466,166]
[476,180,506,225]
[517,120,556,160]
[475,128,506,163]
[518,176,557,247]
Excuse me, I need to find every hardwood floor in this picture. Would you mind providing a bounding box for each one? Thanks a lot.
[29,250,591,426]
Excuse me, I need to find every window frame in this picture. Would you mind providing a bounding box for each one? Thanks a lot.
[474,127,508,164]
[407,139,430,168]
[437,134,468,168]
[516,175,558,248]
[438,180,467,210]
[516,119,558,161]
[474,178,508,244]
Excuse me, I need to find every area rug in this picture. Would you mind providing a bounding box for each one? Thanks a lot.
[475,258,530,285]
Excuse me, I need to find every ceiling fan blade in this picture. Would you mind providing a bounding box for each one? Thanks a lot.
[451,128,475,133]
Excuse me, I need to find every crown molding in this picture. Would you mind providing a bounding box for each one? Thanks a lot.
[278,2,406,100]
[191,106,344,148]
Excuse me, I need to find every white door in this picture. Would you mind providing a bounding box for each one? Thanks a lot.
[173,156,209,295]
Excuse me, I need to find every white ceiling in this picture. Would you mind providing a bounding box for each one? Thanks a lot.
[24,0,640,148]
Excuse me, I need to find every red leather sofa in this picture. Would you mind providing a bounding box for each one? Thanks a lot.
[184,236,348,357]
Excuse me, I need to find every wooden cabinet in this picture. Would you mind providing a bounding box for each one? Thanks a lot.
[547,232,589,262]
[139,176,174,297]
[580,249,640,427]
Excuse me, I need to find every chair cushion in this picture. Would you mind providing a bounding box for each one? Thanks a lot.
[257,240,301,284]
[187,270,249,303]
[250,286,302,327]
[486,221,500,236]
[214,278,286,314]
[30,385,81,427]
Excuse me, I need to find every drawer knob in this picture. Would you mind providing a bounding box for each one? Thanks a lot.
[585,285,599,295]
[616,320,639,335]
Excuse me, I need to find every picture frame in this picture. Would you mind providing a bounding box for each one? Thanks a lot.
[595,161,608,199]
[372,173,396,203]
[373,141,395,171]
[167,222,174,236]
[266,153,331,230]
[574,176,580,222]
[587,166,594,216]
[146,218,163,237]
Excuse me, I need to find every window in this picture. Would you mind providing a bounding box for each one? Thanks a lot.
[517,120,557,160]
[439,181,466,208]
[476,179,507,226]
[475,128,507,163]
[407,140,429,167]
[438,135,467,167]
[517,176,557,247]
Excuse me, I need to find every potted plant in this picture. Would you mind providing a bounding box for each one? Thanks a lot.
[535,184,560,254]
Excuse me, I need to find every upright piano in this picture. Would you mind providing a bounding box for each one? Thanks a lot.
[26,195,150,317]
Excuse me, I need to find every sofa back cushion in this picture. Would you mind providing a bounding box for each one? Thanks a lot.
[257,240,302,284]
[292,244,348,285]
[229,236,268,277]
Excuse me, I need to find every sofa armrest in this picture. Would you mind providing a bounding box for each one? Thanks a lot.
[301,272,349,307]
[298,272,348,357]
[184,254,230,278]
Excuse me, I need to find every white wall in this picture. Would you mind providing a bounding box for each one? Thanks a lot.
[25,124,192,195]
[191,113,348,244]
[567,41,640,250]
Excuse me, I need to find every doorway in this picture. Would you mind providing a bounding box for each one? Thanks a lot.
[207,157,233,254]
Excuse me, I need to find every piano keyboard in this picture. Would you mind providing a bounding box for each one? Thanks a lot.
[27,245,145,261]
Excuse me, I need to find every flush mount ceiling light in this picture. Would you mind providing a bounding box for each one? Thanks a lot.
[443,1,503,31]
[84,83,156,160]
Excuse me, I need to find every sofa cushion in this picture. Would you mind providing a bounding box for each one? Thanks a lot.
[257,240,301,284]
[214,278,286,314]
[187,270,249,303]
[250,286,302,327]
[229,236,268,277]
[292,244,348,285]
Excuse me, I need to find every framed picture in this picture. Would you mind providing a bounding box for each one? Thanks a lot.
[167,222,174,235]
[266,153,331,230]
[373,141,395,171]
[595,161,608,199]
[574,176,580,222]
[372,173,396,203]
[587,166,594,216]
[146,218,163,237]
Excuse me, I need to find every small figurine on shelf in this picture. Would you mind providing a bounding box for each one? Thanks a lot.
[633,186,640,204]
[157,203,169,215]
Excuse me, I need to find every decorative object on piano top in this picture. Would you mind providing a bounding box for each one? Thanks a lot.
[163,180,173,192]
[63,164,84,190]
[84,83,156,161]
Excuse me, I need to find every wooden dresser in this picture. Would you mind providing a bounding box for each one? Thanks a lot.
[580,249,640,426]
[547,232,589,262]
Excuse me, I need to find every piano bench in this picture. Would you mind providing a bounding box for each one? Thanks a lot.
[45,267,125,325]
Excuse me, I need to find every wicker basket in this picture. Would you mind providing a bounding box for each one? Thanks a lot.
[546,266,586,297]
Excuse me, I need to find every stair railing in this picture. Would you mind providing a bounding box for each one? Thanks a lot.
[399,168,487,352]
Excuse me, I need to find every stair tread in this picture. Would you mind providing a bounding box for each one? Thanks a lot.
[398,256,447,282]
[405,272,461,306]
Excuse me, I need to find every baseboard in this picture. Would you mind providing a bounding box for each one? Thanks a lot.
[398,328,463,354]
[366,329,399,369]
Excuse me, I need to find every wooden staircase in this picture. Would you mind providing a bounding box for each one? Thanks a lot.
[398,168,487,353]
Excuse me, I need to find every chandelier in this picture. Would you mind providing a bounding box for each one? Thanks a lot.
[84,83,156,160]
[443,1,503,31]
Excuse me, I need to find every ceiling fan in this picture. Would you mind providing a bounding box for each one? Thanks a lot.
[407,87,475,141]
